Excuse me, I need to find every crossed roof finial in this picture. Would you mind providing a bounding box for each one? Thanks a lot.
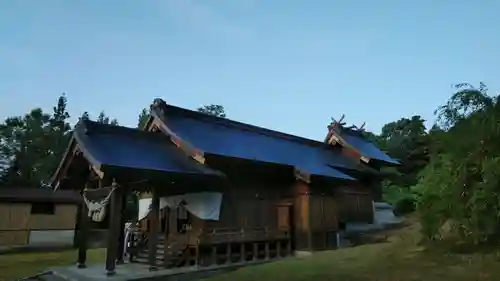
[329,114,346,129]
[358,122,366,131]
[329,114,366,133]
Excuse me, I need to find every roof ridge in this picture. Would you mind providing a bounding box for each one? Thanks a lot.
[340,125,371,139]
[159,102,332,149]
[79,119,170,143]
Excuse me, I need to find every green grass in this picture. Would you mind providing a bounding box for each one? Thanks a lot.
[205,219,500,281]
[4,219,500,281]
[0,248,105,281]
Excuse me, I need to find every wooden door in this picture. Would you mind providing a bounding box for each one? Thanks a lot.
[277,205,290,230]
[277,204,295,251]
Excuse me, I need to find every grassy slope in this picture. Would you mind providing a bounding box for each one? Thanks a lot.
[3,219,500,281]
[206,218,500,281]
[0,249,104,281]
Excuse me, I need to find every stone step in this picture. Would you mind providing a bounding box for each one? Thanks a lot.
[132,235,188,266]
[137,252,165,261]
[140,248,165,255]
[133,256,149,264]
[133,253,185,265]
[140,248,185,257]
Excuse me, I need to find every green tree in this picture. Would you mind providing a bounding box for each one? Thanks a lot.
[379,115,430,186]
[0,95,72,187]
[44,94,72,184]
[434,82,492,129]
[197,104,227,118]
[416,82,500,243]
[2,109,52,186]
[79,111,119,126]
[137,108,149,129]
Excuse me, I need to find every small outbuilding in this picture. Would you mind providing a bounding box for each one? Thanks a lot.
[0,188,81,248]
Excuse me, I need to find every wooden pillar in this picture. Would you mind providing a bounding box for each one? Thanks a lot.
[148,188,160,271]
[116,190,128,264]
[252,243,258,260]
[276,241,281,257]
[77,188,90,268]
[163,207,170,263]
[105,180,123,276]
[239,243,245,262]
[226,243,231,264]
[286,238,292,255]
[306,192,312,252]
[194,242,200,266]
[211,246,217,265]
[164,207,171,238]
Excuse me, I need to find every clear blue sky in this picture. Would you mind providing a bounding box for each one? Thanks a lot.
[1,1,499,140]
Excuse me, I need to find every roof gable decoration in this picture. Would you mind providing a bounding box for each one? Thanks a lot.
[325,115,399,165]
[148,99,206,165]
[325,115,370,163]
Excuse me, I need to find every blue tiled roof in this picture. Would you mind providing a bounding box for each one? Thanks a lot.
[75,121,222,176]
[341,133,399,165]
[164,115,356,181]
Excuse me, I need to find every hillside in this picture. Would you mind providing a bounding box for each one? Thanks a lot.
[2,217,499,281]
[205,217,500,281]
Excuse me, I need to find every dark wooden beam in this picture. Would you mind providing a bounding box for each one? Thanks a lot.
[76,182,90,268]
[294,168,311,184]
[148,116,206,164]
[51,139,78,189]
[116,189,128,264]
[148,187,160,271]
[163,207,171,263]
[105,180,123,276]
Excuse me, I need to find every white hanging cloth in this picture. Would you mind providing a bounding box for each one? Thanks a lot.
[123,222,133,258]
[138,192,223,221]
[82,187,116,222]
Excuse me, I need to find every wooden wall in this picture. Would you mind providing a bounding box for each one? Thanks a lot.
[0,203,78,246]
[202,186,283,230]
[139,186,284,231]
[140,174,377,252]
[0,230,29,247]
[139,178,345,252]
[336,185,374,223]
[291,181,310,251]
[309,194,338,250]
[28,205,77,230]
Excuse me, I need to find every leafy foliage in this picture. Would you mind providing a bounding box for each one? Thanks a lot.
[137,108,149,129]
[0,95,70,187]
[434,82,492,129]
[363,115,431,213]
[197,104,227,118]
[378,115,430,186]
[416,83,500,244]
[80,111,119,125]
[383,182,417,215]
[368,83,500,238]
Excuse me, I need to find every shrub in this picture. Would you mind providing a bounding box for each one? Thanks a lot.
[393,197,415,216]
[382,183,416,216]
